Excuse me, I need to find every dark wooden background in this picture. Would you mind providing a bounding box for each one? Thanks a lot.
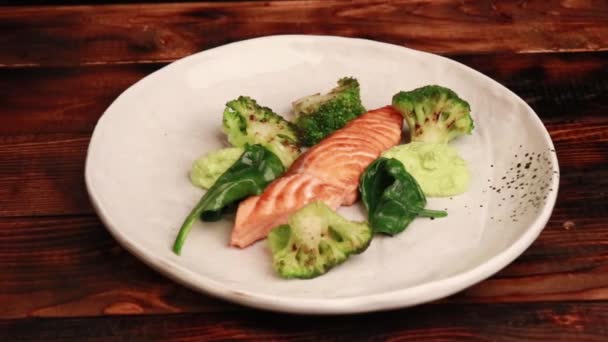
[1,1,608,340]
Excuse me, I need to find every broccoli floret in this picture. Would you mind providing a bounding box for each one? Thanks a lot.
[392,85,474,144]
[292,77,366,146]
[222,96,300,167]
[268,201,372,279]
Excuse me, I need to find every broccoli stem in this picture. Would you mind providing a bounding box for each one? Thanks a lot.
[417,209,448,218]
[172,195,213,255]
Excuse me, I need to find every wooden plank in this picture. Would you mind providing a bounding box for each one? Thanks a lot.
[1,302,608,340]
[0,52,606,135]
[0,215,239,319]
[0,64,162,135]
[1,1,608,67]
[0,134,93,216]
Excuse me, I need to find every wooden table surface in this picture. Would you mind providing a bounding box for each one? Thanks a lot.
[1,1,608,340]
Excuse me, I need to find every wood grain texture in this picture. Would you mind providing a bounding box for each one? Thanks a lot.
[0,64,162,135]
[0,216,239,319]
[1,52,606,135]
[2,0,608,338]
[0,215,237,319]
[1,1,608,67]
[1,302,608,341]
[0,134,93,216]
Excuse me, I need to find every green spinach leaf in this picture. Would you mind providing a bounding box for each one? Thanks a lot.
[359,157,446,235]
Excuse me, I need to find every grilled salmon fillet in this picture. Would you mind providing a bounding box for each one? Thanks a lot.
[230,106,403,248]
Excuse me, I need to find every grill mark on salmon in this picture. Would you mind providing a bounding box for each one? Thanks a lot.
[332,126,398,148]
[293,143,378,172]
[294,147,378,190]
[348,123,401,139]
[312,135,386,153]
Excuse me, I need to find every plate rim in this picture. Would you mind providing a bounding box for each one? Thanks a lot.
[85,34,560,314]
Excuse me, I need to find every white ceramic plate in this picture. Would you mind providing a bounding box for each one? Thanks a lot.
[85,35,559,314]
